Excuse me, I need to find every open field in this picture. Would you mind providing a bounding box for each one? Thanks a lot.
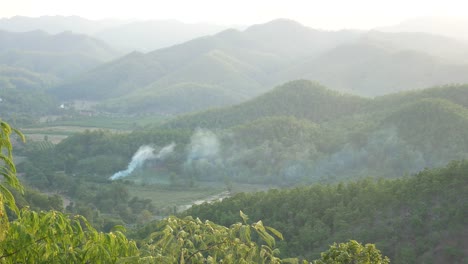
[38,115,166,130]
[20,114,168,143]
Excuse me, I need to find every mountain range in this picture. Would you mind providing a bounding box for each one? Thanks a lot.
[0,15,233,52]
[3,17,468,117]
[378,16,468,42]
[49,19,468,115]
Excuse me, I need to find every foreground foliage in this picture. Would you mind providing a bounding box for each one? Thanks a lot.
[0,209,138,263]
[136,214,286,263]
[314,240,389,264]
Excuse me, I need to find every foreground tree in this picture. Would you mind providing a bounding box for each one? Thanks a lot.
[136,211,289,263]
[0,120,138,263]
[314,240,390,264]
[0,120,24,240]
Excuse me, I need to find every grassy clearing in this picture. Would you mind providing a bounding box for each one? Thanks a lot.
[38,115,166,130]
[20,114,168,143]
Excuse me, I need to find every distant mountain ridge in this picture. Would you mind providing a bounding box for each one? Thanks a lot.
[4,17,468,116]
[50,18,468,115]
[0,15,234,52]
[0,30,118,79]
[377,17,468,42]
[51,19,362,113]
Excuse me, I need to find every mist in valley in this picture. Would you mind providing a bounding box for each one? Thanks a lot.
[1,1,468,263]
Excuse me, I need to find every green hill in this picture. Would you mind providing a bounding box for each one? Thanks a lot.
[48,19,468,115]
[0,65,58,124]
[50,19,361,111]
[372,84,468,109]
[158,81,468,184]
[165,80,370,129]
[382,98,468,165]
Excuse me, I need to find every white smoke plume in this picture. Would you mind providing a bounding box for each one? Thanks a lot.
[156,143,176,159]
[186,129,220,164]
[109,143,175,180]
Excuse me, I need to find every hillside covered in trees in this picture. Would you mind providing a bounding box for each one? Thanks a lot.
[0,119,393,263]
[47,19,468,115]
[183,160,468,263]
[15,81,468,237]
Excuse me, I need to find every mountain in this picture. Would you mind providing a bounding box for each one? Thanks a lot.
[360,30,468,63]
[0,65,58,123]
[158,80,468,184]
[165,80,370,129]
[50,18,468,115]
[279,35,468,96]
[377,17,468,42]
[0,30,119,79]
[300,46,468,95]
[51,19,361,112]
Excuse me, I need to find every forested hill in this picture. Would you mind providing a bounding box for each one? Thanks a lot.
[49,18,468,115]
[183,160,468,263]
[51,19,359,105]
[165,80,370,129]
[164,80,468,130]
[22,81,468,187]
[0,65,56,122]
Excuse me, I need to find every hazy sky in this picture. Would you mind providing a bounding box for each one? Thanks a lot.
[1,0,467,29]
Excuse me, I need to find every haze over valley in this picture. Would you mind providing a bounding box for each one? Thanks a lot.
[0,2,467,262]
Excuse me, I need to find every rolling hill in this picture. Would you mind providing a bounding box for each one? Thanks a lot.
[165,80,370,129]
[159,80,468,183]
[50,19,468,115]
[279,42,468,96]
[0,65,57,123]
[50,19,361,112]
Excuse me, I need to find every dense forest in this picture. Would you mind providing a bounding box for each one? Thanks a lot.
[0,120,393,263]
[1,15,468,263]
[4,81,465,263]
[183,161,468,262]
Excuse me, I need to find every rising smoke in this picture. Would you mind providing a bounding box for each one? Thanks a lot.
[109,143,175,180]
[186,128,220,164]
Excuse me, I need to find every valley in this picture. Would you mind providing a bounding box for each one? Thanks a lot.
[0,14,467,263]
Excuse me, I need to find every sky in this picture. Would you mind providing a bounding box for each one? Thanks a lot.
[1,0,467,29]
